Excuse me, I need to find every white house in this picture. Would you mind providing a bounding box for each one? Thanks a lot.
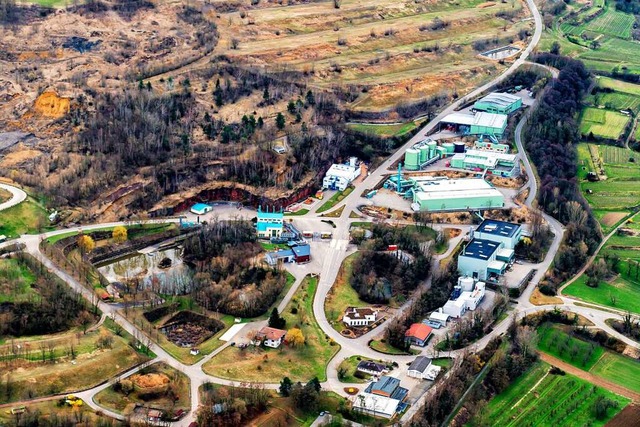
[257,326,287,348]
[343,307,377,327]
[323,160,360,191]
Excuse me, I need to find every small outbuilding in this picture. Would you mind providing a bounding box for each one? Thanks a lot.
[407,356,432,379]
[291,244,311,263]
[190,203,213,215]
[428,310,450,326]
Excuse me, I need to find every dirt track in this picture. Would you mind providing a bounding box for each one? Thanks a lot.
[539,352,640,402]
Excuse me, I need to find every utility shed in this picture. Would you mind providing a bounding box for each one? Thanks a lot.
[473,92,522,115]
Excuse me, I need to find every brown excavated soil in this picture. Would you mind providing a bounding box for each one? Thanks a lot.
[33,91,70,118]
[605,403,640,426]
[131,372,170,389]
[539,352,640,402]
[601,212,628,227]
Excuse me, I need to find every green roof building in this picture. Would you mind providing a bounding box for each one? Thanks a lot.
[473,92,522,115]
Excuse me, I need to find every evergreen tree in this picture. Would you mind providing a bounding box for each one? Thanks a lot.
[268,308,285,329]
[276,112,286,130]
[279,376,293,396]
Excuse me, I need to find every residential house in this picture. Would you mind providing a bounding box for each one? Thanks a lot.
[405,323,433,347]
[147,409,163,423]
[356,360,388,376]
[257,326,287,348]
[343,307,378,327]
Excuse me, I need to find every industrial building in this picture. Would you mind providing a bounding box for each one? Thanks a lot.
[322,158,361,191]
[410,178,504,212]
[440,278,486,318]
[403,138,442,171]
[474,136,509,153]
[473,92,522,115]
[474,219,522,249]
[449,149,519,177]
[458,238,515,280]
[440,111,508,137]
[256,207,284,239]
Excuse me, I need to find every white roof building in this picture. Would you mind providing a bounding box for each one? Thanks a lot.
[323,163,360,191]
[352,392,402,418]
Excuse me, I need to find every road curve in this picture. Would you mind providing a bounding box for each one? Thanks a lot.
[0,183,27,212]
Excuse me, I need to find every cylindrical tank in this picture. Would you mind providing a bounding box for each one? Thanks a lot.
[427,141,437,159]
[458,276,474,292]
[419,146,429,163]
[435,146,447,159]
[405,149,420,170]
[454,142,466,153]
[349,157,357,167]
[443,142,455,154]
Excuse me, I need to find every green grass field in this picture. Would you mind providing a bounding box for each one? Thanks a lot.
[590,352,640,393]
[324,252,369,332]
[597,76,640,96]
[0,258,38,303]
[476,361,629,427]
[347,121,420,138]
[564,273,640,314]
[0,197,53,238]
[578,144,640,211]
[203,275,340,382]
[537,325,640,394]
[317,187,353,213]
[580,108,630,139]
[537,325,604,370]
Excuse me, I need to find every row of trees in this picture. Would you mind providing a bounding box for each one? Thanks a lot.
[525,54,602,294]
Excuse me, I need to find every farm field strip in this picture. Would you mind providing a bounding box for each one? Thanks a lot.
[580,108,630,139]
[480,362,629,427]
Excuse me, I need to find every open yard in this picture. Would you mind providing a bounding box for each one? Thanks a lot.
[0,323,149,404]
[564,273,640,314]
[216,0,534,112]
[0,399,109,425]
[95,362,190,417]
[580,108,630,140]
[475,361,629,427]
[203,276,340,382]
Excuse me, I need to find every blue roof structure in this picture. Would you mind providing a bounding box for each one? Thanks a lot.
[257,206,284,220]
[191,203,211,212]
[462,239,500,260]
[291,245,311,257]
[365,376,408,400]
[257,222,280,232]
[476,219,520,238]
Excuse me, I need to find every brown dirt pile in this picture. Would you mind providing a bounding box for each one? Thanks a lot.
[131,373,170,389]
[33,91,70,118]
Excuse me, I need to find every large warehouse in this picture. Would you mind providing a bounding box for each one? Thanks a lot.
[411,178,504,212]
[441,112,508,137]
[473,92,522,115]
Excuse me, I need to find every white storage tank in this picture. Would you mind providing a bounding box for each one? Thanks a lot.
[458,276,475,292]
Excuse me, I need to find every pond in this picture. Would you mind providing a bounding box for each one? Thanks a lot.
[96,246,193,295]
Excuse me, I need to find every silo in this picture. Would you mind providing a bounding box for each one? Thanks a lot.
[419,145,429,164]
[427,140,437,159]
[404,149,420,170]
[435,146,447,159]
[443,142,455,154]
[454,142,466,153]
[458,276,475,292]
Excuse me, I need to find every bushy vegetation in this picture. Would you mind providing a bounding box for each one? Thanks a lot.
[0,253,95,338]
[184,220,289,318]
[198,383,271,426]
[350,224,432,304]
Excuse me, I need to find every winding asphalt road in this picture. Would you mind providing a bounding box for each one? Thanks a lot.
[0,183,27,213]
[4,0,638,425]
